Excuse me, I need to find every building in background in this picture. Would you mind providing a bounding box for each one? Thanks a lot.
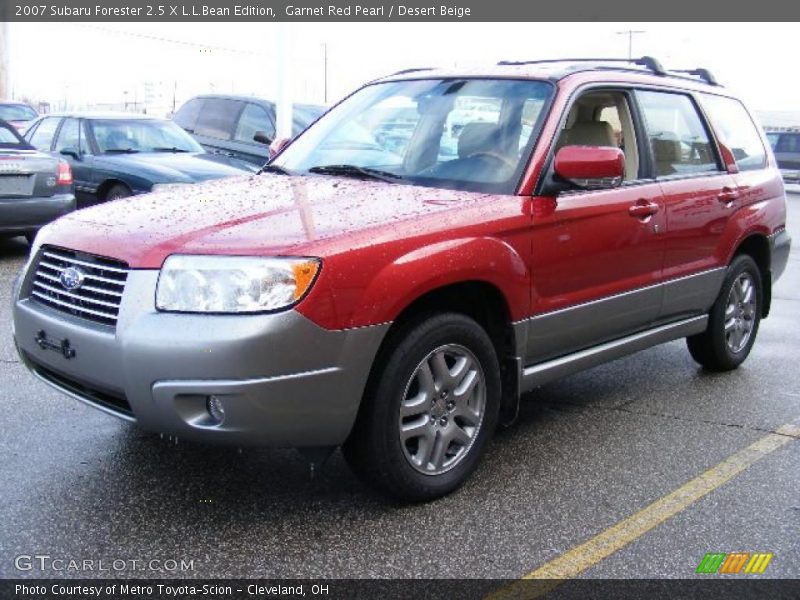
[757,111,800,129]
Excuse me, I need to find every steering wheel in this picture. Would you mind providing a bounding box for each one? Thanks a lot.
[465,151,516,170]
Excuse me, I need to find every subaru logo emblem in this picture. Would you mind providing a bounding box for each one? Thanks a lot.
[59,267,86,291]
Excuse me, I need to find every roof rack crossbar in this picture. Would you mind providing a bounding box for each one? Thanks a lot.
[496,56,667,76]
[671,68,719,86]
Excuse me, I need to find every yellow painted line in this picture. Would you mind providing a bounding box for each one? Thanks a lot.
[489,423,800,600]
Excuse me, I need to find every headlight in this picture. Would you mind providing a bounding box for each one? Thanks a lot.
[156,255,321,313]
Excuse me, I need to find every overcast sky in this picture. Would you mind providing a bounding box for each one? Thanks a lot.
[7,22,799,114]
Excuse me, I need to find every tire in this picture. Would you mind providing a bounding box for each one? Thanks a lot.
[103,184,131,202]
[687,255,762,371]
[343,313,501,502]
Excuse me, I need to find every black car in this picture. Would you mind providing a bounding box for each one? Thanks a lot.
[0,120,75,243]
[0,102,39,134]
[766,128,800,183]
[173,94,326,167]
[24,113,253,208]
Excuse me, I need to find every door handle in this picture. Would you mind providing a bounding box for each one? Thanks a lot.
[718,186,740,206]
[628,200,660,219]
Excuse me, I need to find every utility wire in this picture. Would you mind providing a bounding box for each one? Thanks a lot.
[74,23,268,56]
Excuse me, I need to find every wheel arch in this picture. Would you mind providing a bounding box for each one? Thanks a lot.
[732,233,771,317]
[359,279,521,430]
[95,178,132,202]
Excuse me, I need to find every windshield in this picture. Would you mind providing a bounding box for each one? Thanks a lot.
[0,104,37,121]
[90,119,204,154]
[274,78,552,194]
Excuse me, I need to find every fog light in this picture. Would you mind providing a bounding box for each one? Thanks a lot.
[206,395,225,424]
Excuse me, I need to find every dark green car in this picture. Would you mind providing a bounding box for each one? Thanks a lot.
[24,113,254,208]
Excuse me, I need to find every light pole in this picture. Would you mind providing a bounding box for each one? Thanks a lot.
[616,30,645,60]
[0,22,9,99]
[322,42,328,104]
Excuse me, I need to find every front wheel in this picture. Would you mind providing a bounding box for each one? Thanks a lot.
[104,184,131,202]
[687,255,762,371]
[343,313,500,502]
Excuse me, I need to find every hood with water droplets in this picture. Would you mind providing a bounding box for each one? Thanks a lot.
[40,173,495,268]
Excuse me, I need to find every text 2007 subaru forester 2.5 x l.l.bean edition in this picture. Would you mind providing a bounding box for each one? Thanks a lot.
[12,58,791,501]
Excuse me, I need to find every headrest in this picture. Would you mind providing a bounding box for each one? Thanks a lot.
[561,121,615,147]
[458,122,502,159]
[652,138,681,163]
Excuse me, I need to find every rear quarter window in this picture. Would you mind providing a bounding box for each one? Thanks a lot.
[700,94,767,171]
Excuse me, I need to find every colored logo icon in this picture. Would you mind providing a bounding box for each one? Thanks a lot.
[696,552,773,574]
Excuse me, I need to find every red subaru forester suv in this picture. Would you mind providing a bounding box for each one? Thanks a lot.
[12,58,790,501]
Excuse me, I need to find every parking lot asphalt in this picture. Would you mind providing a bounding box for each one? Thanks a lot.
[0,195,798,581]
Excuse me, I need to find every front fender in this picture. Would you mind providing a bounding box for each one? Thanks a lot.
[93,159,183,193]
[345,236,530,328]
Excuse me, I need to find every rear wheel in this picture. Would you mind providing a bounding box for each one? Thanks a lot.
[343,313,500,502]
[103,184,131,202]
[687,255,762,371]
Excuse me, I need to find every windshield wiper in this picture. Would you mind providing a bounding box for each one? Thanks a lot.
[105,148,140,154]
[308,164,402,183]
[257,163,292,175]
[152,147,191,153]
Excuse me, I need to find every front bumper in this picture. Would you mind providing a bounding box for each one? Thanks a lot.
[12,269,388,447]
[0,193,75,235]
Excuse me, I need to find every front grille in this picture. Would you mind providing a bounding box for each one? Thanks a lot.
[29,246,128,327]
[27,353,133,418]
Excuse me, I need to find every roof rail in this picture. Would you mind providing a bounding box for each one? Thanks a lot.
[496,56,667,76]
[389,67,432,76]
[671,68,719,86]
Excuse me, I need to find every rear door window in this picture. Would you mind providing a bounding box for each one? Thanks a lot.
[636,91,719,178]
[28,117,61,151]
[194,99,241,140]
[700,94,767,171]
[234,103,274,143]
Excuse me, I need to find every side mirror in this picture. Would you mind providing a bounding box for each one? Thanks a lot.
[268,137,291,160]
[553,145,624,190]
[253,131,273,145]
[59,147,81,161]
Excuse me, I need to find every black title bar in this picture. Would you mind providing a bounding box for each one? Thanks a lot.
[4,579,800,600]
